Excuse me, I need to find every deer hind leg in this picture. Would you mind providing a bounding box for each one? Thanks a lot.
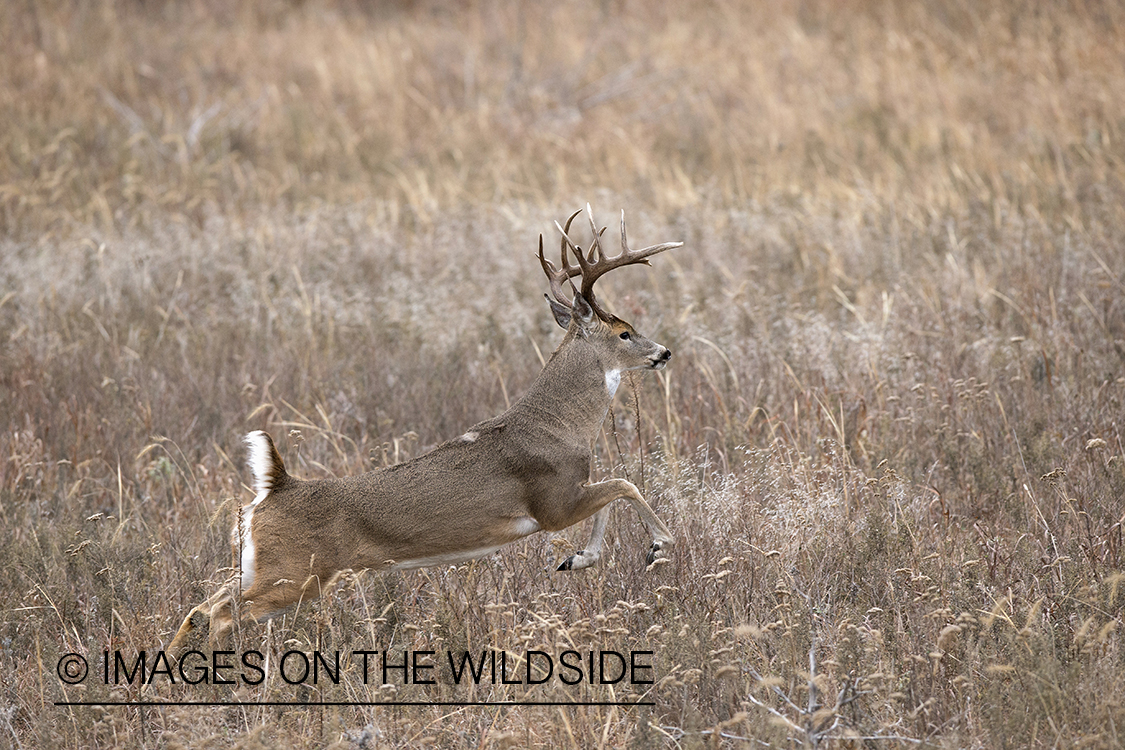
[556,507,610,571]
[555,478,674,571]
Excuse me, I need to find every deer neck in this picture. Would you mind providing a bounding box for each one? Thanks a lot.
[516,331,620,442]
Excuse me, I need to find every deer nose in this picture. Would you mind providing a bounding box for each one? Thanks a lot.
[659,348,672,362]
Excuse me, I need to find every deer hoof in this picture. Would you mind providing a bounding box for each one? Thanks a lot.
[557,550,597,571]
[645,541,672,569]
[169,608,209,655]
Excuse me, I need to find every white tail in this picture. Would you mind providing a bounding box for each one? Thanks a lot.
[170,205,681,651]
[237,431,286,591]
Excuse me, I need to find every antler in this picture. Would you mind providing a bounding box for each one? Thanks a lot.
[538,204,683,319]
[538,208,583,310]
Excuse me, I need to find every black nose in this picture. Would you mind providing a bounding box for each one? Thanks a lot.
[660,349,672,362]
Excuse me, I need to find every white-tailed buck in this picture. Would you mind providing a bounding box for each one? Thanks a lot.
[170,205,681,650]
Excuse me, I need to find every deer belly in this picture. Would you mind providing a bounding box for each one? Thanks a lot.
[389,515,540,570]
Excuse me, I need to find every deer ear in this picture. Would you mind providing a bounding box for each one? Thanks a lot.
[545,295,571,329]
[571,292,596,331]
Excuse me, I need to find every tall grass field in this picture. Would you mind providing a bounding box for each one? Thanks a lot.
[2,1,1124,747]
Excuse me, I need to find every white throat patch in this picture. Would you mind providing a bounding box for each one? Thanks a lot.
[605,369,622,397]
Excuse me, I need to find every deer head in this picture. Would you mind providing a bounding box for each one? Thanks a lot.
[538,204,681,375]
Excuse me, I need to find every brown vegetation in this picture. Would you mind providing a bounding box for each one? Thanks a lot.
[2,0,1124,747]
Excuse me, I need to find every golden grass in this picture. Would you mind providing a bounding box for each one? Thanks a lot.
[4,0,1124,234]
[2,0,1125,747]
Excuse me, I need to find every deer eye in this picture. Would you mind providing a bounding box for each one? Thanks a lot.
[619,331,631,340]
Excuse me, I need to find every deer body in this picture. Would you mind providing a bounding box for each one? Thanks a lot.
[170,207,679,651]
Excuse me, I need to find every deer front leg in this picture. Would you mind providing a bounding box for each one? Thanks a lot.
[555,479,674,571]
[169,585,236,654]
[169,574,321,654]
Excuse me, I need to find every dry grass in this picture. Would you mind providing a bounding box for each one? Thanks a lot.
[2,0,1125,747]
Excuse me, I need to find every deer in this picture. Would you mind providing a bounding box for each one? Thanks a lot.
[168,205,682,652]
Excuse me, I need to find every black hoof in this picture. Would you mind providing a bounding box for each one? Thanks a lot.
[557,551,585,571]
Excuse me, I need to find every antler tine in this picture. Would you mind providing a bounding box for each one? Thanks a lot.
[619,209,683,264]
[585,203,607,263]
[538,234,573,307]
[594,226,606,262]
[557,209,583,275]
[574,203,610,275]
[619,209,633,259]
